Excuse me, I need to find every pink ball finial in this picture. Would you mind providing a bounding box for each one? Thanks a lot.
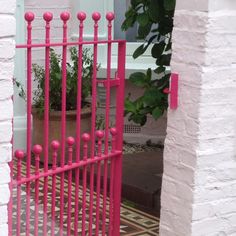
[82,133,91,142]
[106,12,115,21]
[33,145,43,155]
[92,12,101,21]
[60,11,70,21]
[110,127,117,136]
[24,12,35,22]
[43,12,53,22]
[67,136,75,146]
[15,150,25,159]
[51,140,60,150]
[77,11,86,21]
[96,130,104,139]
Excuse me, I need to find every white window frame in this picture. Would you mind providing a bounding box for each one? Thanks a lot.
[70,0,153,79]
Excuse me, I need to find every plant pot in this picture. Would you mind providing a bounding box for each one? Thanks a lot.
[32,106,91,164]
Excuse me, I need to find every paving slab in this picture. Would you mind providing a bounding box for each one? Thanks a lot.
[122,149,163,216]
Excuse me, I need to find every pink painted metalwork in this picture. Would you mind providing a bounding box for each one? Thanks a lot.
[66,137,74,236]
[15,150,24,236]
[112,40,126,236]
[10,10,126,236]
[51,141,59,236]
[33,145,43,236]
[163,73,179,110]
[43,12,53,236]
[95,130,104,235]
[25,11,34,236]
[102,13,115,235]
[88,12,101,236]
[58,11,70,236]
[82,133,90,236]
[170,73,179,110]
[109,127,117,235]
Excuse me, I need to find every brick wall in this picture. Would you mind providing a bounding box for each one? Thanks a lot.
[160,1,236,235]
[0,0,16,235]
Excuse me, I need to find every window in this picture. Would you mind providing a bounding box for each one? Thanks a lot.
[70,0,153,79]
[114,0,137,42]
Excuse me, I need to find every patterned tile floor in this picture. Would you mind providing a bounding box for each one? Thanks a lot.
[12,162,159,235]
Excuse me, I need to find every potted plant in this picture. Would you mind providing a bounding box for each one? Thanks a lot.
[16,47,97,163]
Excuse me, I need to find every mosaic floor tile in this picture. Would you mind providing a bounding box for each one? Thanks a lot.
[11,161,159,235]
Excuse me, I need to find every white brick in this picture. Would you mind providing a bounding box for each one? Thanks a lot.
[194,181,236,203]
[0,100,13,121]
[0,0,16,14]
[0,224,8,236]
[0,16,15,38]
[0,122,12,143]
[0,205,8,225]
[192,199,236,222]
[0,144,12,164]
[164,144,197,168]
[209,1,236,11]
[0,184,10,205]
[0,164,10,185]
[0,61,14,81]
[0,0,15,232]
[174,11,208,33]
[0,39,15,60]
[160,208,192,236]
[175,0,208,11]
[0,80,13,101]
[162,175,194,202]
[192,213,236,236]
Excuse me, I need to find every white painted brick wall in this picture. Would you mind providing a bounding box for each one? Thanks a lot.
[0,0,16,235]
[160,0,236,236]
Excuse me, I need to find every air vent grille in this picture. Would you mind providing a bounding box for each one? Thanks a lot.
[124,124,141,134]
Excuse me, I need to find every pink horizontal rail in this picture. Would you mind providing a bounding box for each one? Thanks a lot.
[12,151,121,186]
[15,39,125,49]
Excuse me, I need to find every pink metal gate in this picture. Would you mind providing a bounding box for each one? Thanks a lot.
[9,11,126,236]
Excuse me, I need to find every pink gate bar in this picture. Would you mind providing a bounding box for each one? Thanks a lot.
[9,10,126,236]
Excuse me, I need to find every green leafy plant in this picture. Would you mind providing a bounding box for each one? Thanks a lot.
[15,47,97,114]
[122,0,176,126]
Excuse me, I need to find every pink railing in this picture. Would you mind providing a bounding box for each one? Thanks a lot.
[9,11,126,236]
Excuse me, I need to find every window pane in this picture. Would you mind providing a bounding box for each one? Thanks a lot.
[114,0,138,42]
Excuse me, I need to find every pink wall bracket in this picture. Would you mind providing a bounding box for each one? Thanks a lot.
[163,73,179,110]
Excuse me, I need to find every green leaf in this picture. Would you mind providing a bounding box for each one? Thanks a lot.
[129,72,147,87]
[152,107,163,120]
[122,8,137,31]
[164,0,176,11]
[133,44,149,59]
[151,41,166,59]
[137,13,149,27]
[130,113,147,126]
[154,66,165,74]
[143,88,163,106]
[148,0,160,22]
[160,54,171,66]
[135,97,144,110]
[125,98,136,113]
[146,68,152,82]
[131,0,143,7]
[138,23,152,39]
